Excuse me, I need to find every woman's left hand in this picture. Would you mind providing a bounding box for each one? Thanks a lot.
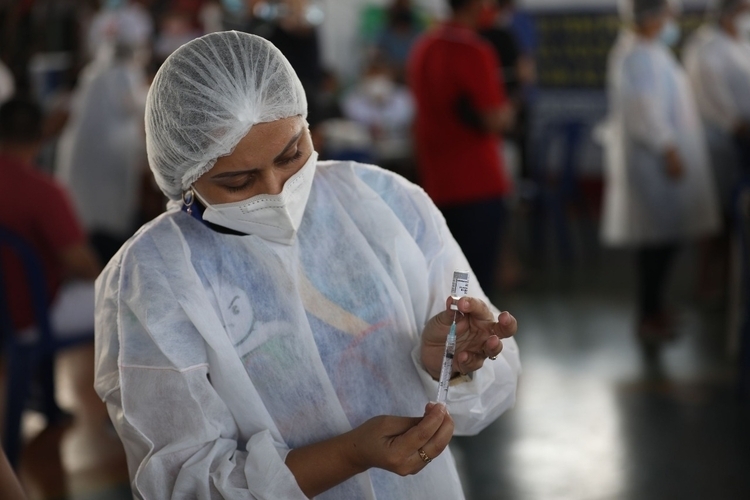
[420,296,518,380]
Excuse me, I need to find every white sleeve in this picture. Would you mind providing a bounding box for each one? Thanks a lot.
[94,264,307,500]
[404,186,522,436]
[621,50,675,153]
[685,44,740,132]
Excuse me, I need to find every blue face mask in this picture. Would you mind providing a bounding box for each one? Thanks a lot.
[659,19,681,47]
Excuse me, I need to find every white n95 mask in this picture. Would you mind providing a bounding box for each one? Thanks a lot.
[193,151,318,245]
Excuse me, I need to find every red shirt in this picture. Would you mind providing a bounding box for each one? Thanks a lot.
[408,22,510,206]
[0,154,85,330]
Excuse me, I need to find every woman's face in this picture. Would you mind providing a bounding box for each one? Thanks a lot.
[193,116,313,205]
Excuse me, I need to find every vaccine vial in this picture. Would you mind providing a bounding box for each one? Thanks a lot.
[450,271,470,310]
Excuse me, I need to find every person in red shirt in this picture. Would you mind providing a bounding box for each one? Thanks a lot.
[0,98,100,336]
[408,0,514,297]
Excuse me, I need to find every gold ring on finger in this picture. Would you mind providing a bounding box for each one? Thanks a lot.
[418,448,432,464]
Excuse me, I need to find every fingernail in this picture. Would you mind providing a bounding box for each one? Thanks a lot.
[501,313,511,325]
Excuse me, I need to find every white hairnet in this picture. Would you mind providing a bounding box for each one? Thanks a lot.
[145,31,307,200]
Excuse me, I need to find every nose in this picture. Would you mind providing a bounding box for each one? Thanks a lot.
[263,170,289,196]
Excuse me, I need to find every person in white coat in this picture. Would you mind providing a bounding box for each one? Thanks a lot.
[94,31,521,499]
[601,0,721,341]
[55,41,148,264]
[683,0,750,213]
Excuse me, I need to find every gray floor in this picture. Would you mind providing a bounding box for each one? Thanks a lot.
[452,224,750,500]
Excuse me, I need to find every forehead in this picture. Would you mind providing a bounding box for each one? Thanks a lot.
[214,116,305,167]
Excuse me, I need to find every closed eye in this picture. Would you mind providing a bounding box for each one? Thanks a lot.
[275,149,304,167]
[219,172,257,193]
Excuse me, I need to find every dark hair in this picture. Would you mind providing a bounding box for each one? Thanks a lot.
[632,0,669,24]
[0,98,44,144]
[449,0,479,12]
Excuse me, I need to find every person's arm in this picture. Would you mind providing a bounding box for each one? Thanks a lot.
[620,50,683,179]
[38,181,102,280]
[355,168,521,436]
[481,104,516,135]
[59,243,101,281]
[286,403,452,498]
[464,45,516,135]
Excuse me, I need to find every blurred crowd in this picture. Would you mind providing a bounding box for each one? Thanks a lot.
[0,0,541,260]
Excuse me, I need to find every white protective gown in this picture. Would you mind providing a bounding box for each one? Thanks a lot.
[683,25,750,212]
[600,32,721,246]
[94,161,521,499]
[56,51,147,238]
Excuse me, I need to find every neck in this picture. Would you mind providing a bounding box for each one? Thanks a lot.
[719,17,739,39]
[0,144,39,165]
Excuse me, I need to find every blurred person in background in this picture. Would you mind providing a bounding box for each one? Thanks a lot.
[0,97,100,359]
[684,0,750,203]
[479,0,536,177]
[154,7,202,61]
[600,0,720,342]
[199,0,225,33]
[88,0,153,59]
[342,56,415,177]
[373,0,425,82]
[408,0,514,298]
[479,0,536,292]
[55,38,149,265]
[259,0,323,115]
[683,0,750,300]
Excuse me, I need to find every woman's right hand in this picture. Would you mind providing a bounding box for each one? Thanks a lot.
[345,402,454,476]
[285,403,454,497]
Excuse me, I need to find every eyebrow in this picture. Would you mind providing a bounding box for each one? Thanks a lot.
[273,129,304,163]
[210,129,304,180]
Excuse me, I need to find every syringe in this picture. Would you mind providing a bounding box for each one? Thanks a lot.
[436,271,470,404]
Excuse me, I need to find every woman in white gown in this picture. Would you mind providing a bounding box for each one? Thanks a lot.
[94,31,521,499]
[601,0,720,340]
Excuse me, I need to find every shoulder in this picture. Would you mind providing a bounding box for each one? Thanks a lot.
[621,43,661,77]
[316,160,427,204]
[101,210,196,287]
[412,26,494,58]
[315,161,444,258]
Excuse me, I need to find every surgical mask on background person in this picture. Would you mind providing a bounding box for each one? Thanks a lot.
[659,19,681,46]
[736,12,750,40]
[193,151,318,245]
[362,75,396,103]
